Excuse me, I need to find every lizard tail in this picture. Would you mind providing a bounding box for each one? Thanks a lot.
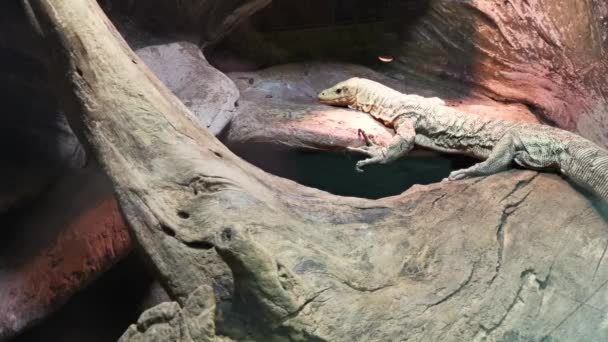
[561,141,608,203]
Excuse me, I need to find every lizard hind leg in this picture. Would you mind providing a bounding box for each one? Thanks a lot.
[513,150,557,171]
[446,133,521,181]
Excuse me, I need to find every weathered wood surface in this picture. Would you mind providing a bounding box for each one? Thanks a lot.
[22,1,608,341]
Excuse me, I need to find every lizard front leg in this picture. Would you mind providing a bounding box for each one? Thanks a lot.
[347,117,416,172]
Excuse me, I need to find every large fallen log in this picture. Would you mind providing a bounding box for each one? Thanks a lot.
[24,1,608,341]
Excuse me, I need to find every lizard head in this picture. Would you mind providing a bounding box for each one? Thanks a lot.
[318,78,361,106]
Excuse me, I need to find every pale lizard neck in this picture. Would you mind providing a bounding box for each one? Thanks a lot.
[351,83,424,123]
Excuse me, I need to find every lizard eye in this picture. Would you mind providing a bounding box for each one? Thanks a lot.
[336,88,342,94]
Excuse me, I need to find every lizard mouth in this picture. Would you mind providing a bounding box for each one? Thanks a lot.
[318,94,350,106]
[318,98,343,105]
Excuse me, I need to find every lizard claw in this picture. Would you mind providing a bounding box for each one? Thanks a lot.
[347,142,389,171]
[357,128,373,146]
[446,170,469,181]
[355,154,387,171]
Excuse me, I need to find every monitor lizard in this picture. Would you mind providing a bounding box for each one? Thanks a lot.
[318,77,608,202]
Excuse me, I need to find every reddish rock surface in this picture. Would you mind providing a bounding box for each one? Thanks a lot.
[392,0,608,147]
[0,167,130,340]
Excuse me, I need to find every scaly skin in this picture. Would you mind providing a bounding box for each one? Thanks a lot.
[318,78,608,202]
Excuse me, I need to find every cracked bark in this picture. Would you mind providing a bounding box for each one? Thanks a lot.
[479,272,531,337]
[423,264,476,311]
[20,0,608,341]
[490,173,538,284]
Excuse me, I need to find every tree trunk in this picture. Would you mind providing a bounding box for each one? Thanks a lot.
[22,0,608,341]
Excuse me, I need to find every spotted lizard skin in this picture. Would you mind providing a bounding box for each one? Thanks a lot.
[318,78,608,202]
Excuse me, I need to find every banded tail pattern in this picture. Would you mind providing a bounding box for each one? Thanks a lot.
[561,140,608,202]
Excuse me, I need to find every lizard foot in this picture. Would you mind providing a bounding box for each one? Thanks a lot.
[445,169,471,181]
[346,145,388,172]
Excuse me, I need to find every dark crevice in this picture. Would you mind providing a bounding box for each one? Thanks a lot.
[491,197,528,284]
[499,173,539,202]
[310,271,393,293]
[160,223,176,237]
[490,180,535,285]
[480,273,531,337]
[520,268,551,291]
[220,227,234,242]
[226,141,477,199]
[423,264,476,311]
[430,192,449,208]
[280,287,331,323]
[183,239,215,250]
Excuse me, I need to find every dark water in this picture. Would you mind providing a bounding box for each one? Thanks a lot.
[228,142,477,199]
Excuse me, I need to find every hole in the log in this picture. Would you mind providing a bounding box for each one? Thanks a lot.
[75,67,83,77]
[221,228,234,242]
[161,224,176,237]
[177,210,190,219]
[227,142,477,199]
[213,151,223,158]
[184,240,215,250]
